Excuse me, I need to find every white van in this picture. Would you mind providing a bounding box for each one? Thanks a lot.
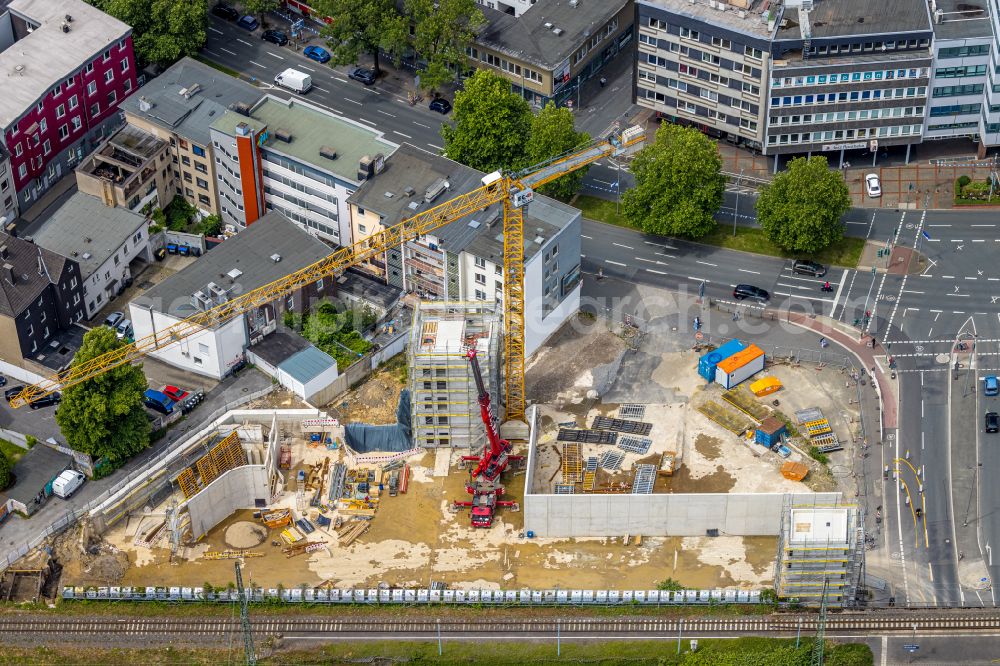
[52,470,85,499]
[273,68,312,94]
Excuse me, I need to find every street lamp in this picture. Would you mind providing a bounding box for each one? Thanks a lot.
[732,168,745,237]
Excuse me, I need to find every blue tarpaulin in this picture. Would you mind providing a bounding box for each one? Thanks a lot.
[344,389,413,453]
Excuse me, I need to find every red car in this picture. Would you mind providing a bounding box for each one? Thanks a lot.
[163,385,189,401]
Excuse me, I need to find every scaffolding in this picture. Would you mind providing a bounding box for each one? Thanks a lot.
[408,301,502,450]
[176,432,249,499]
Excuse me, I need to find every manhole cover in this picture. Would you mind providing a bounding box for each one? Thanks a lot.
[936,354,950,364]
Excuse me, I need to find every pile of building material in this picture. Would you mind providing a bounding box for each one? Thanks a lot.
[631,464,656,494]
[338,498,378,517]
[561,443,583,483]
[722,386,770,422]
[616,436,652,455]
[557,429,617,444]
[599,450,624,471]
[282,541,326,558]
[261,509,292,529]
[328,463,347,502]
[617,404,647,419]
[203,549,263,560]
[590,416,653,436]
[795,407,842,453]
[697,401,753,435]
[658,451,677,476]
[781,461,809,481]
[337,519,370,546]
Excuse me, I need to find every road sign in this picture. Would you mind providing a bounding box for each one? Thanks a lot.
[903,644,919,652]
[870,140,879,152]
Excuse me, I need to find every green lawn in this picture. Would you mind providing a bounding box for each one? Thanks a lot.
[573,195,865,268]
[0,638,873,665]
[0,438,27,463]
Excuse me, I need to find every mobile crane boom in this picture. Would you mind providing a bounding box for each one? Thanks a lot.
[11,125,644,410]
[465,348,510,483]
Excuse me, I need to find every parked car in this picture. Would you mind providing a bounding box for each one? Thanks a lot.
[163,385,189,402]
[52,470,86,499]
[792,259,827,277]
[104,311,125,329]
[986,375,999,397]
[987,411,999,433]
[261,29,288,46]
[348,66,376,85]
[0,376,6,388]
[429,97,452,114]
[144,389,176,415]
[115,319,132,340]
[303,45,331,64]
[211,3,239,20]
[29,392,61,410]
[732,284,770,303]
[237,15,259,31]
[3,385,23,402]
[274,68,312,93]
[865,173,882,198]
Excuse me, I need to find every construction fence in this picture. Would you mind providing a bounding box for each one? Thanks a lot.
[63,585,766,606]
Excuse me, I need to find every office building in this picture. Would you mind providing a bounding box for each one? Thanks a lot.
[74,123,173,213]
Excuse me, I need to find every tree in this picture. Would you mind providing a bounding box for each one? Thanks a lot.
[313,0,408,76]
[241,0,280,27]
[56,327,150,467]
[755,156,852,254]
[198,214,223,237]
[621,123,725,239]
[94,0,208,67]
[0,450,11,491]
[525,102,590,200]
[440,70,532,172]
[405,0,485,92]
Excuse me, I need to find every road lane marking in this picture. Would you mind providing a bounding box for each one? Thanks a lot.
[928,224,952,227]
[237,39,253,46]
[300,66,316,72]
[392,131,412,139]
[378,110,396,117]
[738,268,760,274]
[696,260,717,267]
[220,48,238,56]
[581,235,593,239]
[687,276,709,282]
[428,143,443,151]
[412,121,431,129]
[209,27,223,34]
[774,291,834,303]
[972,224,996,227]
[646,269,666,275]
[333,76,348,83]
[606,260,626,267]
[902,290,925,294]
[312,86,327,92]
[357,118,377,126]
[830,269,848,315]
[267,52,284,60]
[973,239,986,242]
[612,242,633,249]
[942,275,955,278]
[249,61,267,69]
[965,277,978,280]
[345,98,363,105]
[592,179,613,186]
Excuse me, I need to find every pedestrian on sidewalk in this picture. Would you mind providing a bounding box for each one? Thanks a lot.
[599,76,607,88]
[819,337,829,348]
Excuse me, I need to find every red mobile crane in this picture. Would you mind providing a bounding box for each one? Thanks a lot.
[454,348,522,527]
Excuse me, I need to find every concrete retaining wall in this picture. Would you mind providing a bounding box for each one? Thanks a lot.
[186,465,269,539]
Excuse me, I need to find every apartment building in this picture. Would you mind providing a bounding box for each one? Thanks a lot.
[767,0,932,163]
[0,232,85,367]
[635,0,773,151]
[0,0,136,216]
[347,143,582,358]
[120,58,264,217]
[925,0,999,148]
[209,95,398,244]
[74,123,173,213]
[475,0,533,17]
[25,190,151,319]
[472,0,635,107]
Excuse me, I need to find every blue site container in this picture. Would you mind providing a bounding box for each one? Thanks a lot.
[697,339,747,382]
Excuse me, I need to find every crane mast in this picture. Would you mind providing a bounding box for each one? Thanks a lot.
[10,125,644,412]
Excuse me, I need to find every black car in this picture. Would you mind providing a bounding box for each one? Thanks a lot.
[792,259,827,277]
[348,66,376,85]
[261,29,288,46]
[0,376,6,388]
[987,412,999,433]
[30,392,61,410]
[429,97,452,114]
[4,385,24,402]
[733,284,770,303]
[211,3,239,20]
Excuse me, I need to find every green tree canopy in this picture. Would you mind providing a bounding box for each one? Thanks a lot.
[621,123,725,238]
[0,450,11,491]
[94,0,208,67]
[313,0,408,75]
[56,327,150,467]
[242,0,280,25]
[525,102,590,200]
[755,156,852,254]
[440,70,532,172]
[405,0,485,92]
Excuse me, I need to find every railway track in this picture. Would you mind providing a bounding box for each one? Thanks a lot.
[2,613,1000,639]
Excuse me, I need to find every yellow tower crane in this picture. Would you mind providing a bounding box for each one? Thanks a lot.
[11,125,645,421]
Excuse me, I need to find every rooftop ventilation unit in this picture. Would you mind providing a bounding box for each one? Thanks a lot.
[61,23,70,33]
[425,178,449,203]
[404,186,416,196]
[553,27,564,35]
[319,145,338,160]
[65,14,73,22]
[207,282,228,305]
[544,21,553,28]
[270,253,282,263]
[181,83,201,99]
[227,268,243,280]
[138,97,153,112]
[274,128,293,143]
[384,191,395,198]
[190,290,213,311]
[231,102,252,117]
[81,252,92,260]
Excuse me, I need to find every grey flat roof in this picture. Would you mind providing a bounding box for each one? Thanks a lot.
[638,0,775,39]
[777,0,930,40]
[339,268,402,310]
[211,96,397,185]
[7,444,71,503]
[463,196,578,264]
[250,328,312,368]
[135,211,332,319]
[932,0,992,39]
[0,0,130,129]
[25,191,145,280]
[280,345,337,383]
[477,0,629,70]
[120,57,263,148]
